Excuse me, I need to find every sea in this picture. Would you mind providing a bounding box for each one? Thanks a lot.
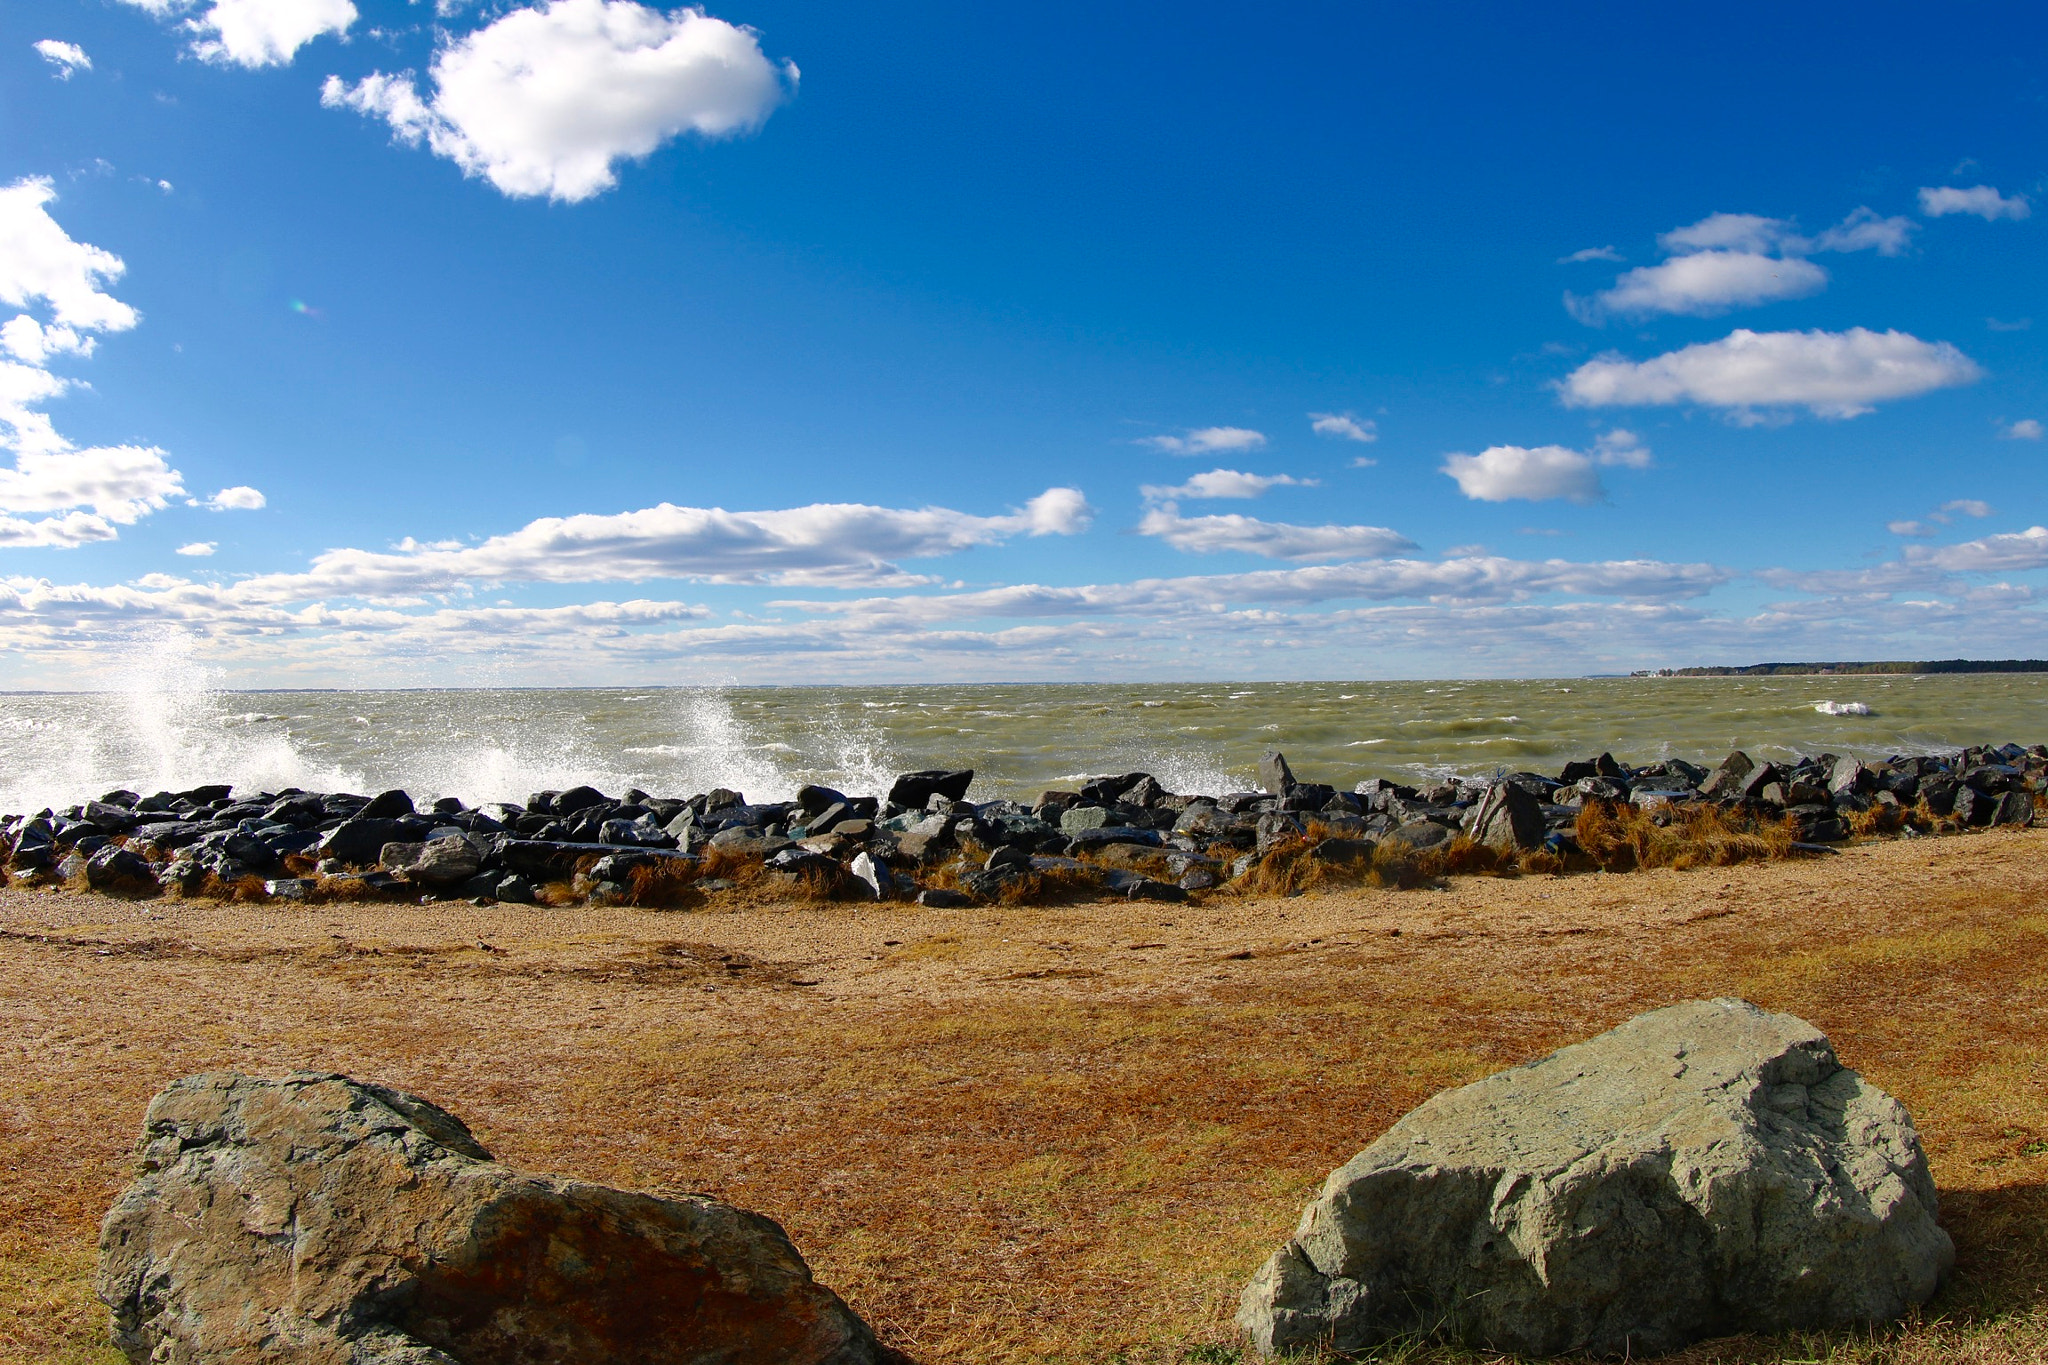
[3,674,2046,815]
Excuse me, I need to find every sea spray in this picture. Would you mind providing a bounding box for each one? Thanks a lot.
[1,674,2044,813]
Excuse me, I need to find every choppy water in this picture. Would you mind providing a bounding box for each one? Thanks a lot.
[3,674,2046,814]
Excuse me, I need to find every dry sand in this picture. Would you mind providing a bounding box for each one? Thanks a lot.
[4,830,2046,1362]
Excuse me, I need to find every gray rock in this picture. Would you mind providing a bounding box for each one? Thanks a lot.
[885,769,974,810]
[1255,811,1304,853]
[848,851,895,900]
[1697,750,1755,800]
[1462,781,1545,852]
[1258,750,1297,795]
[1059,805,1111,834]
[98,1072,884,1365]
[1381,819,1452,852]
[1238,998,1951,1359]
[85,845,157,892]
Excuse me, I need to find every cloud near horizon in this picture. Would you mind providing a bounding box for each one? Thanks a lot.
[324,0,797,202]
[1135,506,1414,561]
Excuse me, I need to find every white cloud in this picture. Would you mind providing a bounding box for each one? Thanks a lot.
[1308,412,1376,443]
[203,484,267,510]
[0,316,93,364]
[220,488,1095,600]
[1941,499,1993,518]
[1136,506,1413,561]
[34,40,92,78]
[1559,246,1622,264]
[0,445,186,523]
[1139,468,1314,502]
[324,0,796,202]
[1575,208,1915,322]
[1807,207,1916,256]
[2001,419,2043,441]
[1918,185,2031,221]
[1576,251,1827,321]
[0,179,139,335]
[113,0,356,66]
[1441,431,1647,505]
[1443,445,1603,505]
[1659,213,1792,255]
[0,511,118,548]
[1138,425,1267,456]
[176,541,217,556]
[1910,526,2048,573]
[1888,520,1935,538]
[1592,429,1652,468]
[1560,327,1981,420]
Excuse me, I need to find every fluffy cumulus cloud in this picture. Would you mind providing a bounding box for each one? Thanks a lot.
[176,541,217,556]
[324,0,796,201]
[1138,426,1266,455]
[1918,185,2031,221]
[1139,468,1314,501]
[0,179,211,547]
[2002,419,2043,440]
[1135,507,1414,561]
[1308,412,1376,443]
[203,485,267,510]
[1570,208,1915,323]
[34,40,92,78]
[114,0,357,67]
[1908,526,2048,573]
[1560,327,1980,421]
[1441,430,1648,504]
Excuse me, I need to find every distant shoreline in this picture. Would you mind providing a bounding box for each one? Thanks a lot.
[1636,660,2048,677]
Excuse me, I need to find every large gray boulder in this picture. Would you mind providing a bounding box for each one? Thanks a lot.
[1462,781,1546,852]
[1239,999,1951,1358]
[98,1072,887,1365]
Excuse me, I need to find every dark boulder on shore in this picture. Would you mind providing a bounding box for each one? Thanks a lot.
[2,745,2042,909]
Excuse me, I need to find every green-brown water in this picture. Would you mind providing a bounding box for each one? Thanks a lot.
[4,675,2046,812]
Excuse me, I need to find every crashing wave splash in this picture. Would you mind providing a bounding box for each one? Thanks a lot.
[1813,700,1875,716]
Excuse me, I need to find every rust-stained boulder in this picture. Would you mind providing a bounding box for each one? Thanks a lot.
[97,1072,887,1365]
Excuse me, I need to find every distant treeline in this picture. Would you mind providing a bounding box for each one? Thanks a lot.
[1636,659,2048,677]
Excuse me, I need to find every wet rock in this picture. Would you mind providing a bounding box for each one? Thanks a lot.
[885,769,974,810]
[1991,790,2033,826]
[357,788,416,820]
[98,1072,887,1365]
[552,784,609,815]
[1258,750,1297,795]
[1239,999,1951,1358]
[316,817,410,867]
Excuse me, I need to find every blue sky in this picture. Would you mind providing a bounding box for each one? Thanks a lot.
[1,0,2044,685]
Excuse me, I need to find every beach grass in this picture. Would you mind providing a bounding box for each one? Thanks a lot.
[1,833,2043,1363]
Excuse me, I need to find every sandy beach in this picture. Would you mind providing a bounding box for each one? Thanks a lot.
[6,831,2046,1363]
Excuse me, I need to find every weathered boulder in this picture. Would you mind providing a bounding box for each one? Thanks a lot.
[1463,781,1545,852]
[1239,998,1950,1358]
[1257,750,1297,795]
[98,1072,888,1365]
[1696,750,1755,801]
[380,835,482,886]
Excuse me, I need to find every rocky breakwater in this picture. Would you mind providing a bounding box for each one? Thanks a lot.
[1239,999,1953,1357]
[98,1072,889,1364]
[1,740,2042,908]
